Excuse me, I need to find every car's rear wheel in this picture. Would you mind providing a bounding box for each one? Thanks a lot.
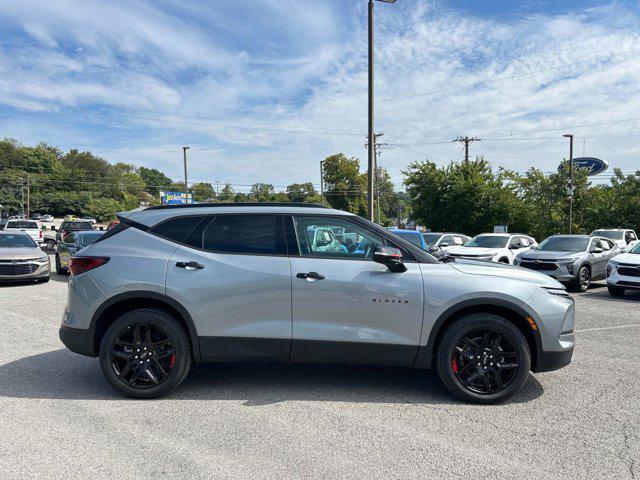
[436,313,531,404]
[608,285,625,297]
[99,309,192,399]
[43,239,56,252]
[570,266,590,292]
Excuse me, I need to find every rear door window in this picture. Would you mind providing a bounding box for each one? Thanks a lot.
[202,215,285,255]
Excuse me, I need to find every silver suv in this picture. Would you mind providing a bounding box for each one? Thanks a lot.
[59,204,575,404]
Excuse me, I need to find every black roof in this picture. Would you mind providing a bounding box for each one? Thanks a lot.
[145,202,327,211]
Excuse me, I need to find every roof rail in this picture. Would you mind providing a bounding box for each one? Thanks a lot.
[145,202,328,211]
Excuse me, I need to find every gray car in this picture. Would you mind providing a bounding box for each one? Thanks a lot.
[59,203,575,404]
[55,230,104,274]
[515,235,620,292]
[0,232,50,283]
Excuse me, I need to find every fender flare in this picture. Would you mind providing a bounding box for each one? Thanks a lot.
[413,297,543,370]
[90,291,201,361]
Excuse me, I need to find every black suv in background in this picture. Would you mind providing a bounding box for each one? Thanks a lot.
[56,220,94,242]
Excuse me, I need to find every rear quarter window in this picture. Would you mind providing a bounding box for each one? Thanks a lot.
[202,215,285,255]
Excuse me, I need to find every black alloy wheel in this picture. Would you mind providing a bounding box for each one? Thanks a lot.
[110,323,176,388]
[437,313,531,404]
[99,309,191,399]
[450,329,519,395]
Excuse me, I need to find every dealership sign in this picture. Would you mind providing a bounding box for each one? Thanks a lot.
[557,157,609,176]
[160,191,193,205]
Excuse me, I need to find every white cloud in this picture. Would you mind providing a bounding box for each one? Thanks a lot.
[0,0,639,189]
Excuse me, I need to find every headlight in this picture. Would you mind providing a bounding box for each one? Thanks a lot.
[543,287,571,298]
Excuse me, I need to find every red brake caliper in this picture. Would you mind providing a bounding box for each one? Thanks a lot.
[169,355,176,370]
[452,358,458,374]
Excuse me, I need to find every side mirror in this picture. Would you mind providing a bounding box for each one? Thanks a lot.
[373,245,407,273]
[51,226,57,231]
[509,244,521,250]
[591,247,603,253]
[439,242,449,247]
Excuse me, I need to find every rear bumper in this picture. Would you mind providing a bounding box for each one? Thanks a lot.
[59,325,96,357]
[535,346,574,372]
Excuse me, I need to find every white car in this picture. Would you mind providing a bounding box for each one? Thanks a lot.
[591,229,638,253]
[446,233,537,264]
[79,216,97,224]
[4,219,43,244]
[606,243,640,296]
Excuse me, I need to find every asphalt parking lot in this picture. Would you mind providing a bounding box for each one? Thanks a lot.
[0,255,638,480]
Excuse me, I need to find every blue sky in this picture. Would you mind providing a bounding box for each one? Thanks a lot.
[1,0,639,191]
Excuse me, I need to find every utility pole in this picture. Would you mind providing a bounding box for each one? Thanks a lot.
[20,178,25,217]
[215,180,220,197]
[25,174,30,219]
[320,160,325,202]
[453,136,481,163]
[563,134,574,234]
[365,133,387,223]
[182,146,190,202]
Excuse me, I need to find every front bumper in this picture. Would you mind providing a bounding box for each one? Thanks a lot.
[0,259,50,281]
[607,266,640,289]
[517,261,576,282]
[536,345,574,372]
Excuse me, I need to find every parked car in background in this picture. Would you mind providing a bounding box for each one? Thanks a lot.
[31,213,43,221]
[0,232,49,283]
[4,219,43,244]
[57,220,94,242]
[107,220,120,230]
[515,235,620,292]
[55,230,104,274]
[590,229,638,252]
[79,216,97,224]
[41,214,54,222]
[63,215,77,221]
[606,242,640,296]
[8,215,25,221]
[59,203,574,404]
[446,233,537,264]
[41,227,57,251]
[389,230,469,259]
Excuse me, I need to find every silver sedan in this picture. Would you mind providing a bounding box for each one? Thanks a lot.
[0,232,50,283]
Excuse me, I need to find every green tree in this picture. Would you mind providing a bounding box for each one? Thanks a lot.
[138,167,173,196]
[322,153,367,215]
[191,182,215,202]
[286,182,321,203]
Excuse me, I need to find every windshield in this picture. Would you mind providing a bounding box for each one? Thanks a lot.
[0,234,37,248]
[393,231,423,247]
[592,230,623,240]
[423,233,443,245]
[629,243,640,254]
[7,221,38,229]
[465,235,508,248]
[78,233,103,247]
[537,237,588,252]
[64,222,93,231]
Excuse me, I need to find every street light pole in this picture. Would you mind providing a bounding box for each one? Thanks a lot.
[182,146,190,202]
[563,134,574,234]
[367,0,396,222]
[320,160,325,203]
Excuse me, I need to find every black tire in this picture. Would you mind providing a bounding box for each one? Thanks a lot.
[436,312,531,404]
[55,254,66,275]
[99,309,192,399]
[43,240,56,252]
[608,285,625,297]
[569,265,590,292]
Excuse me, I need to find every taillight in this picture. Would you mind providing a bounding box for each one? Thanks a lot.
[61,230,67,237]
[69,256,110,275]
[39,230,43,238]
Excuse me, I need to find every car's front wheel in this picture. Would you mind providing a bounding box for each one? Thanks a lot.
[436,313,531,404]
[99,309,192,399]
[570,266,591,292]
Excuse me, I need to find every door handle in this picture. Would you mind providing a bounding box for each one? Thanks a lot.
[176,261,204,271]
[296,271,325,280]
